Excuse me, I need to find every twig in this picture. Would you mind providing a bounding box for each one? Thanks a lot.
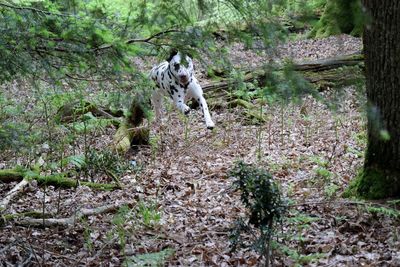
[93,29,181,52]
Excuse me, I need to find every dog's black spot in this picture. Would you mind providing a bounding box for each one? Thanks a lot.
[179,100,182,103]
[178,95,181,98]
[174,63,180,71]
[170,85,178,93]
[167,71,172,79]
[197,98,200,102]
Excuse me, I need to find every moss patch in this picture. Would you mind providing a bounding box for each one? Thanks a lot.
[344,167,400,199]
[309,0,364,38]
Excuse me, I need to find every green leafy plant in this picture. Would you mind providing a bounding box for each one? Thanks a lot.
[229,161,286,266]
[81,218,94,252]
[138,201,161,227]
[82,148,132,182]
[111,205,133,251]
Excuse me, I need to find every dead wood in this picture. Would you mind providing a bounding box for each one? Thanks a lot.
[0,169,120,190]
[0,211,53,226]
[0,169,24,183]
[113,96,149,153]
[16,202,133,228]
[55,100,121,124]
[203,53,364,93]
[31,173,120,190]
[0,179,29,211]
[292,53,363,72]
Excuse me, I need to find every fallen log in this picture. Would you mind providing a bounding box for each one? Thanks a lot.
[55,101,120,123]
[31,173,120,190]
[16,202,133,227]
[0,211,53,226]
[0,169,24,183]
[0,169,120,190]
[292,53,363,72]
[203,53,364,93]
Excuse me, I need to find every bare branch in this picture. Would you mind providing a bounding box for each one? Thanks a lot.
[94,29,182,52]
[0,179,29,211]
[16,202,134,227]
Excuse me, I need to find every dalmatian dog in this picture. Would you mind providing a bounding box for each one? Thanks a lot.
[150,51,215,129]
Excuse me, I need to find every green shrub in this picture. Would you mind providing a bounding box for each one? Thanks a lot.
[229,161,286,262]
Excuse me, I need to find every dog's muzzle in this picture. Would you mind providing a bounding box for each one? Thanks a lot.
[179,75,189,85]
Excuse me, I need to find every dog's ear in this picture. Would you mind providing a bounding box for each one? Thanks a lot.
[167,49,178,62]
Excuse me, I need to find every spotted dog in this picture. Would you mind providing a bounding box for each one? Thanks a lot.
[150,51,215,129]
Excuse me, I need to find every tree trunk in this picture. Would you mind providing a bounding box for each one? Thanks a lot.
[358,1,400,198]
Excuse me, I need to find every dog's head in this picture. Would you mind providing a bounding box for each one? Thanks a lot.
[167,50,194,85]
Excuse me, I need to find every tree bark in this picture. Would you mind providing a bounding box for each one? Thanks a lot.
[359,0,400,198]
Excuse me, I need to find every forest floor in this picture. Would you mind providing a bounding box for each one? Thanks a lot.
[1,34,400,266]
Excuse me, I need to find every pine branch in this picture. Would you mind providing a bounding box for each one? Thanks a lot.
[0,2,72,17]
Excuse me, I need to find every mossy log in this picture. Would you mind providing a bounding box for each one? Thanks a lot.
[31,173,120,190]
[203,53,364,93]
[0,169,24,183]
[55,101,122,123]
[293,54,364,72]
[0,169,120,190]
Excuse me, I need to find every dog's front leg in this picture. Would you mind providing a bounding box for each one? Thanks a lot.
[188,78,215,129]
[171,88,190,115]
